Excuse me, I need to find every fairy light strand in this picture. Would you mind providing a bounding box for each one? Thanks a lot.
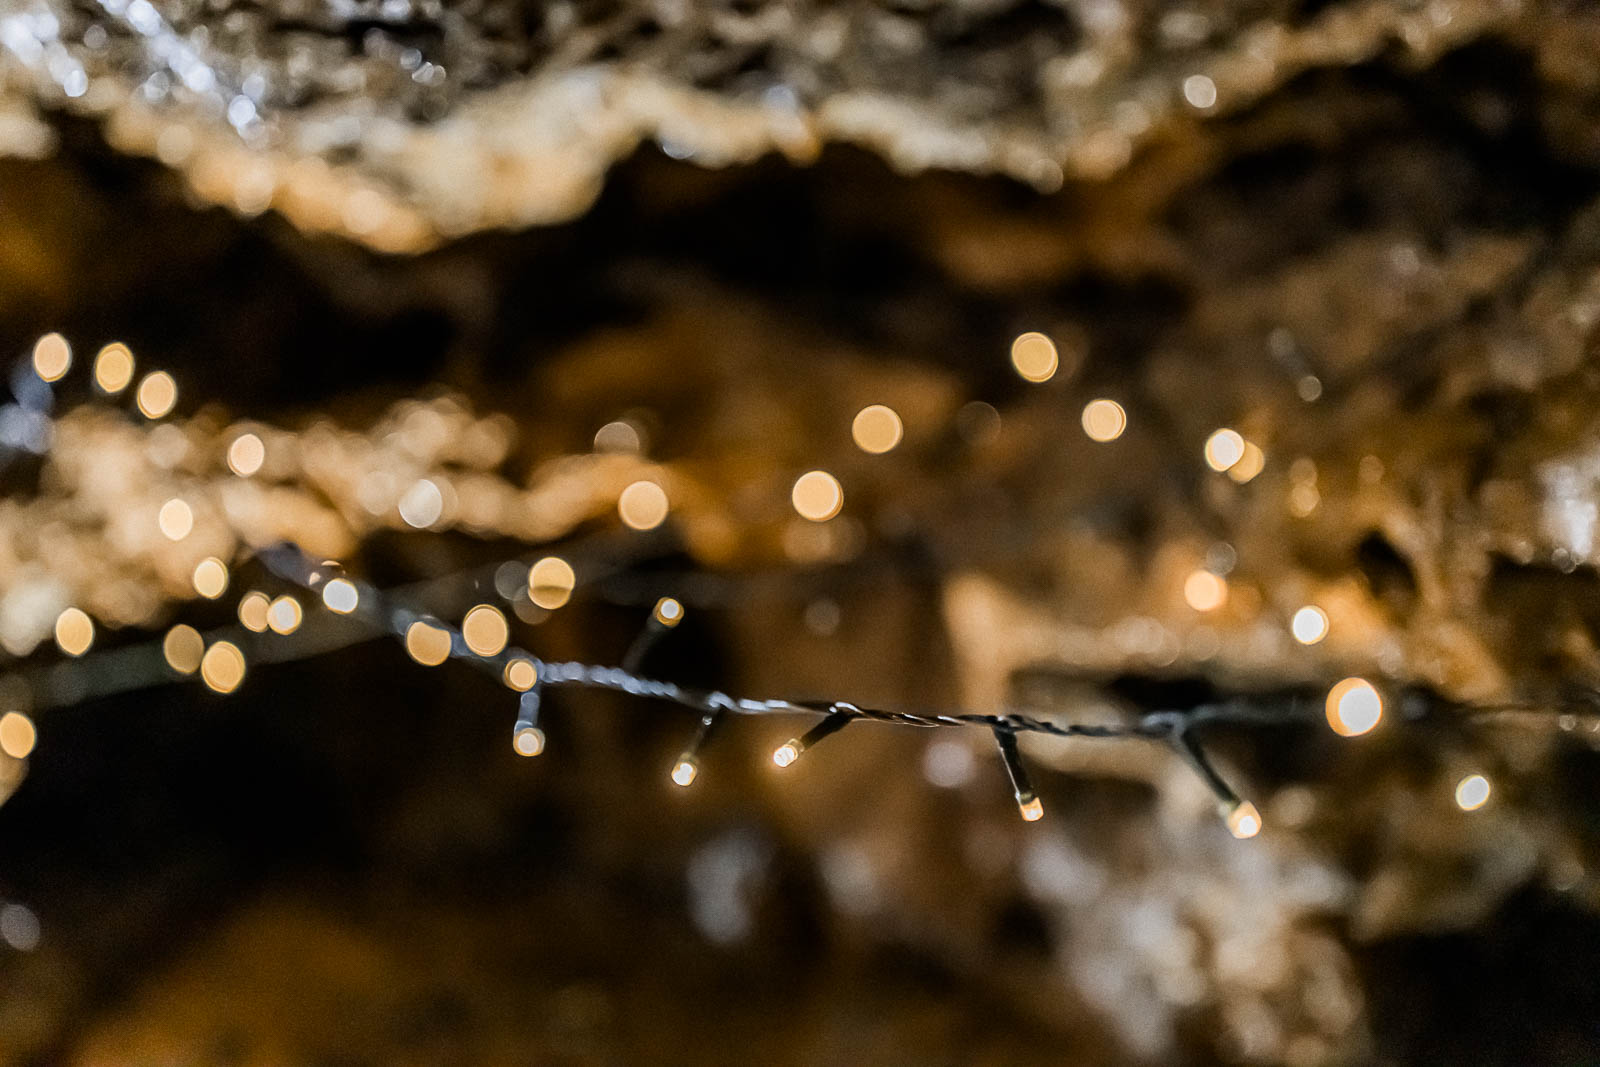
[0,336,1579,841]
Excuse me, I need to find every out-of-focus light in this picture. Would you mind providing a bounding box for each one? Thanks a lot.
[852,404,903,453]
[1228,441,1265,483]
[1010,332,1059,383]
[513,726,545,757]
[405,620,451,666]
[528,557,576,610]
[227,433,265,476]
[1081,399,1127,442]
[200,641,246,693]
[158,498,194,541]
[1291,605,1329,644]
[922,739,975,789]
[504,658,538,691]
[136,371,177,418]
[618,480,669,530]
[267,595,303,634]
[653,597,683,627]
[1289,484,1320,517]
[163,624,204,674]
[0,712,36,759]
[773,741,800,768]
[1226,800,1262,838]
[32,333,70,382]
[672,757,699,787]
[1326,678,1382,737]
[1183,74,1218,110]
[1455,773,1491,811]
[238,591,270,632]
[0,903,40,951]
[322,578,359,614]
[792,471,843,522]
[1204,429,1246,471]
[1018,794,1045,822]
[1184,570,1228,612]
[93,342,134,393]
[192,557,228,599]
[54,608,93,656]
[462,604,509,656]
[594,420,643,454]
[398,478,444,528]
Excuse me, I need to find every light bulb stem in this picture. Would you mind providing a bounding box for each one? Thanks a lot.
[992,727,1036,806]
[1170,726,1241,808]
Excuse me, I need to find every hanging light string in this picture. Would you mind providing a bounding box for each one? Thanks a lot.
[242,542,1578,838]
[2,336,1584,838]
[1,530,1582,840]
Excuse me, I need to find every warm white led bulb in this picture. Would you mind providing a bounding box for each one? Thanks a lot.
[322,578,359,614]
[1455,773,1491,811]
[672,757,698,787]
[654,597,684,627]
[1291,605,1329,645]
[773,741,800,768]
[1225,800,1262,839]
[1326,678,1382,737]
[513,726,545,757]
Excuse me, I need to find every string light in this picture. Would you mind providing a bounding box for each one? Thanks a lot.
[513,687,544,757]
[31,333,71,382]
[157,498,194,541]
[624,596,685,672]
[1204,429,1245,472]
[1184,570,1228,612]
[653,597,684,627]
[994,728,1043,821]
[398,478,444,528]
[54,608,93,657]
[791,470,843,522]
[40,539,1544,853]
[404,620,452,666]
[1325,678,1382,737]
[191,557,229,599]
[528,557,576,609]
[1291,606,1329,645]
[1081,399,1126,442]
[1225,800,1263,839]
[135,371,177,418]
[671,755,699,787]
[618,480,670,530]
[1010,331,1059,383]
[1289,483,1320,517]
[1455,773,1491,811]
[267,595,303,634]
[1228,441,1265,483]
[321,578,359,614]
[772,714,852,768]
[503,658,538,691]
[162,624,204,674]
[1170,727,1260,837]
[237,591,271,632]
[0,712,36,760]
[593,420,642,453]
[513,725,546,756]
[851,405,903,453]
[462,604,509,656]
[227,432,265,476]
[200,641,246,693]
[93,342,134,394]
